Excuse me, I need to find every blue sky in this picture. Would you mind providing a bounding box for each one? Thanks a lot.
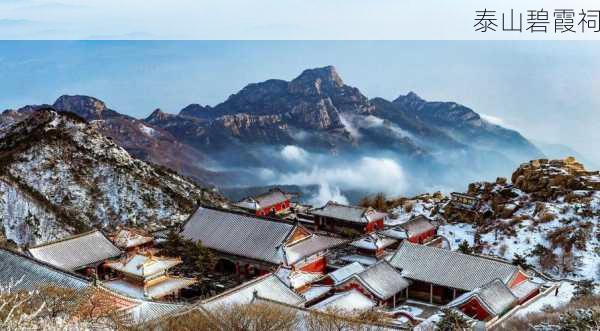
[1,41,599,165]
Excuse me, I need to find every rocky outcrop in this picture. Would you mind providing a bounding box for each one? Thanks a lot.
[512,157,600,198]
[53,95,126,121]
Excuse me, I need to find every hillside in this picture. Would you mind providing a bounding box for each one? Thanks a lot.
[389,157,600,281]
[0,109,226,247]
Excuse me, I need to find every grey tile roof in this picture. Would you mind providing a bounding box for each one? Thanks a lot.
[28,230,122,271]
[234,188,289,211]
[328,262,366,285]
[0,248,90,291]
[397,216,436,237]
[127,301,188,325]
[510,279,542,301]
[389,242,519,291]
[254,189,289,208]
[181,207,296,264]
[447,279,518,317]
[284,235,348,265]
[311,202,387,224]
[200,273,305,310]
[346,261,410,300]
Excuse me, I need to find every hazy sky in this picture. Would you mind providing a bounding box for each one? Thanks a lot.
[2,0,600,40]
[1,41,599,164]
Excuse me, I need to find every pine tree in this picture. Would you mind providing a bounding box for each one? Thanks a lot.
[512,253,528,268]
[457,240,472,254]
[436,308,469,331]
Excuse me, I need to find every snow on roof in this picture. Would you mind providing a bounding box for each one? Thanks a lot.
[340,254,378,266]
[0,248,89,291]
[328,262,366,285]
[284,234,348,265]
[105,254,181,279]
[395,215,436,237]
[447,279,518,318]
[389,242,519,291]
[301,285,332,301]
[275,267,323,290]
[311,289,376,312]
[96,285,188,325]
[510,279,542,301]
[28,230,122,271]
[113,229,153,249]
[181,207,295,264]
[104,276,196,300]
[311,202,388,224]
[381,227,408,240]
[200,273,305,311]
[351,233,398,251]
[234,188,289,211]
[126,300,188,325]
[345,261,410,300]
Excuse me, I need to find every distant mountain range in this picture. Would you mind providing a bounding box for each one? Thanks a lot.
[4,66,547,199]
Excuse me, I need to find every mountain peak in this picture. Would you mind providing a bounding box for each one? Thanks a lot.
[393,91,426,108]
[145,108,174,123]
[290,65,344,95]
[53,95,109,121]
[179,103,211,119]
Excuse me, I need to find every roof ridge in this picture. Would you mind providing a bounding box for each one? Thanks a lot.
[28,229,102,249]
[193,204,296,227]
[392,240,516,267]
[197,273,277,305]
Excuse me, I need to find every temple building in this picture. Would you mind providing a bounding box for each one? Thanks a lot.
[181,206,347,277]
[446,279,518,321]
[27,230,121,277]
[334,260,410,308]
[103,253,196,300]
[111,229,154,252]
[388,242,535,305]
[310,202,388,236]
[382,215,438,245]
[233,188,292,216]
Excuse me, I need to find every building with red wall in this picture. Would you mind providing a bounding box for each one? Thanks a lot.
[181,206,347,277]
[382,215,437,244]
[389,242,539,305]
[310,202,388,237]
[234,188,291,216]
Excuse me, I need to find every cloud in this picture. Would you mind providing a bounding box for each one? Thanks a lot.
[280,145,309,163]
[361,115,413,139]
[338,113,361,140]
[278,156,407,197]
[480,113,506,126]
[309,182,349,206]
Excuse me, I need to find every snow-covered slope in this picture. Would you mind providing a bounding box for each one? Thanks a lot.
[390,158,600,282]
[0,109,226,246]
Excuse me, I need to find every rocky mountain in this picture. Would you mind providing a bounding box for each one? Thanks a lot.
[148,66,539,159]
[0,109,226,247]
[391,157,600,281]
[145,66,424,158]
[5,66,544,196]
[49,95,223,186]
[142,65,542,192]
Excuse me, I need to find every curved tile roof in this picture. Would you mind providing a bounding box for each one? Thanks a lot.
[28,230,121,271]
[389,242,518,291]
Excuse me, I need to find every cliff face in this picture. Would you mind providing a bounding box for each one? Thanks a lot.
[0,109,226,247]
